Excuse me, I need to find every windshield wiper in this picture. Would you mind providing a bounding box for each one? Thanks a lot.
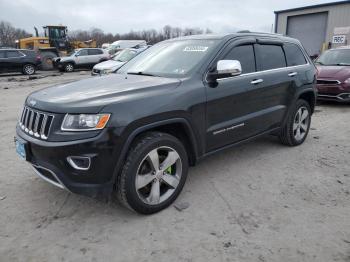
[127,71,159,77]
[336,63,350,66]
[315,61,324,65]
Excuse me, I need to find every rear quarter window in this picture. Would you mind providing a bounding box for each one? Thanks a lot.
[283,43,307,66]
[256,44,286,71]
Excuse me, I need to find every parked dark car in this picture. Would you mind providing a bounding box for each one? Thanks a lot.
[0,49,41,75]
[315,46,350,102]
[15,32,317,214]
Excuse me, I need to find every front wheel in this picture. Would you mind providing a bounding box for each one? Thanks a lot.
[115,132,189,214]
[64,63,74,72]
[279,99,312,146]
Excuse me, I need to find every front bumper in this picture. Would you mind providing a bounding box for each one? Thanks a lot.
[317,93,350,102]
[16,125,124,198]
[91,68,101,76]
[316,83,350,102]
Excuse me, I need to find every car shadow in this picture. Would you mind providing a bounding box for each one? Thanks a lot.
[28,134,284,221]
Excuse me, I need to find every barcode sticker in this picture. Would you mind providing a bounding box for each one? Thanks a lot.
[183,46,209,52]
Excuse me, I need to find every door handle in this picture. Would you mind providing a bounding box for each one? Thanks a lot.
[288,72,298,77]
[251,79,264,85]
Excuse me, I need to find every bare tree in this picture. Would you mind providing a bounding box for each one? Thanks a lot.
[0,21,31,47]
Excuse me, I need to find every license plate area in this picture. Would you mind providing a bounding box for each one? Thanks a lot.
[15,138,28,160]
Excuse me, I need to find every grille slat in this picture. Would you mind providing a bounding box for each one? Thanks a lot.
[19,107,54,140]
[317,79,341,85]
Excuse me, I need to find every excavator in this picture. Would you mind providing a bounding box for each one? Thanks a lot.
[16,25,97,70]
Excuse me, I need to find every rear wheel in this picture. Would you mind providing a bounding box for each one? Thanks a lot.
[64,63,74,72]
[115,132,188,214]
[22,64,35,75]
[40,51,56,70]
[279,99,311,146]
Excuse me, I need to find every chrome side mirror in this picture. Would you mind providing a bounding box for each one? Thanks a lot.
[217,60,242,77]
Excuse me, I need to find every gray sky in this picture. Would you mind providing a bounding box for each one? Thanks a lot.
[0,0,334,34]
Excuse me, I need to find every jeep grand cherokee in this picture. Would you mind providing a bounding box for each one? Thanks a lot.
[15,33,317,214]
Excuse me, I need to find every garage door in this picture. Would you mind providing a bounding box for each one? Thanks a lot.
[287,12,328,56]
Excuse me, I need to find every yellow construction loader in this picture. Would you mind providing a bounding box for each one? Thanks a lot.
[17,25,97,69]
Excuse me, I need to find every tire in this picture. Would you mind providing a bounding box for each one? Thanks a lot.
[64,63,74,72]
[22,64,35,75]
[279,99,312,146]
[40,51,56,70]
[115,132,189,214]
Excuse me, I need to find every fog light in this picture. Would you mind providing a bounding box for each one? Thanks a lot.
[67,156,91,170]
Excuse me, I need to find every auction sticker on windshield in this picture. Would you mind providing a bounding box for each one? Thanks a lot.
[183,46,209,52]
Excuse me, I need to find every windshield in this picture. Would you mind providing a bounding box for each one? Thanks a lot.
[113,49,138,62]
[118,39,220,78]
[68,50,78,56]
[316,49,350,66]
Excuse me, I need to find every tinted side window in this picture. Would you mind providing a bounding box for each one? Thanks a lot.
[88,49,103,55]
[0,50,5,58]
[77,49,88,56]
[7,50,22,58]
[223,45,255,74]
[256,44,286,71]
[284,43,307,66]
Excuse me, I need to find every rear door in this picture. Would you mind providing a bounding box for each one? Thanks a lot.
[241,41,293,134]
[87,49,103,65]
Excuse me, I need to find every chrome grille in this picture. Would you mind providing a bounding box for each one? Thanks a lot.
[19,107,54,140]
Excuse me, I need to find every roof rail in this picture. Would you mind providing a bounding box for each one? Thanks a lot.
[236,30,284,36]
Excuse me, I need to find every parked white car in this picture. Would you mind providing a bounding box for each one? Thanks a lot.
[91,46,149,75]
[53,48,110,72]
[107,40,147,54]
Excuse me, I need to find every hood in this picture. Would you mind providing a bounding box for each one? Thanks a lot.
[26,74,181,113]
[316,65,350,81]
[93,60,125,70]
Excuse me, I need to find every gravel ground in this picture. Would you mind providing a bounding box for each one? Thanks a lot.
[0,71,349,262]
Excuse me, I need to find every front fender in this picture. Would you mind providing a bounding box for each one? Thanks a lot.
[111,117,200,182]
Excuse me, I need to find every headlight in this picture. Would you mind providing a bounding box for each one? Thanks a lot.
[344,78,350,86]
[103,69,114,74]
[61,114,110,131]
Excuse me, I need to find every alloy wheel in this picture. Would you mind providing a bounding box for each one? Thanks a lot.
[24,65,35,75]
[66,64,74,72]
[135,146,182,205]
[293,106,309,141]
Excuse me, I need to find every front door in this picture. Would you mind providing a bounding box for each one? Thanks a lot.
[205,39,259,151]
[75,49,89,67]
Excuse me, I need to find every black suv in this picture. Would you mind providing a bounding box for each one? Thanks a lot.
[15,33,317,214]
[0,49,41,75]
